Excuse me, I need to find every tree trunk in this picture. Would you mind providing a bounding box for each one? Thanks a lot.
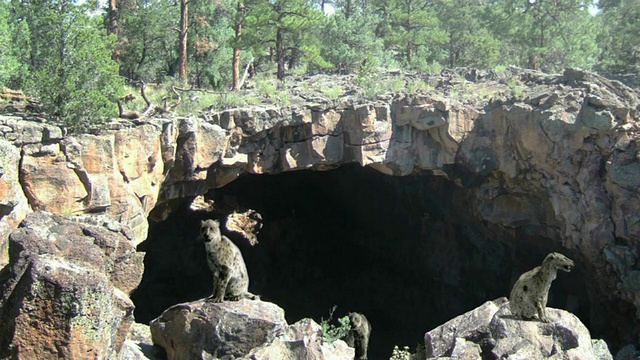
[407,43,413,63]
[232,1,244,91]
[276,27,285,80]
[449,32,454,68]
[178,0,189,83]
[108,0,121,63]
[108,0,118,36]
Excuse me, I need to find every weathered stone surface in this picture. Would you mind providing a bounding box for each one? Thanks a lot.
[0,115,63,146]
[20,142,89,214]
[0,212,142,358]
[150,299,287,360]
[119,323,161,360]
[425,297,507,358]
[424,298,608,360]
[489,304,595,360]
[0,140,29,266]
[592,339,614,360]
[245,318,355,360]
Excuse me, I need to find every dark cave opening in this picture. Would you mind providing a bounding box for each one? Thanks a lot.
[132,163,592,359]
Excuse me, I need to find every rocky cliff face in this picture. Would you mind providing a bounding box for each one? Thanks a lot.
[1,68,639,357]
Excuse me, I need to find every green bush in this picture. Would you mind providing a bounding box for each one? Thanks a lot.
[319,306,351,344]
[22,1,124,130]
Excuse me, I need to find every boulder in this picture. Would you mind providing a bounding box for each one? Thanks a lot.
[0,212,143,358]
[119,323,162,360]
[424,298,611,360]
[0,139,29,266]
[245,318,355,360]
[150,299,287,360]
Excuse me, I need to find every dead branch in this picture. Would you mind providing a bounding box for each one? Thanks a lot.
[117,99,141,119]
[239,57,254,90]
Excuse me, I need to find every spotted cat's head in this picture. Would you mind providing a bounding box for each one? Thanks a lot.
[544,252,574,272]
[200,219,221,243]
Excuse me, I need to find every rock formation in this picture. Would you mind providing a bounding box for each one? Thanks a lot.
[149,298,353,360]
[0,212,143,359]
[1,67,640,357]
[424,297,610,359]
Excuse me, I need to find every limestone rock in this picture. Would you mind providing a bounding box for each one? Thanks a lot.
[424,298,610,360]
[245,318,355,360]
[0,212,143,358]
[150,298,287,360]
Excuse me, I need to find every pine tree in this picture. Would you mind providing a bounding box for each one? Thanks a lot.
[319,11,383,73]
[597,0,640,69]
[373,0,443,65]
[117,0,179,82]
[433,0,501,68]
[243,0,326,79]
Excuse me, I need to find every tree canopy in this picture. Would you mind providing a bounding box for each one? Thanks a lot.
[0,0,638,127]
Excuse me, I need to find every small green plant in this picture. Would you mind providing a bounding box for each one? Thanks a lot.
[389,345,413,360]
[494,64,507,72]
[476,86,499,101]
[216,91,248,109]
[406,79,432,94]
[388,77,406,93]
[321,86,343,100]
[506,78,525,97]
[320,305,351,344]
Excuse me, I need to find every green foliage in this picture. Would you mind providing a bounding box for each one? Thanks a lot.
[486,0,600,71]
[319,306,351,344]
[433,0,502,68]
[0,1,24,88]
[243,0,328,78]
[507,78,525,97]
[373,0,444,65]
[19,0,124,129]
[389,345,413,360]
[188,0,236,88]
[2,0,638,124]
[321,86,343,100]
[318,12,383,73]
[117,0,179,82]
[596,0,640,69]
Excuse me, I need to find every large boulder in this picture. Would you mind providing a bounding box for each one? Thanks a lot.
[0,212,144,359]
[245,318,354,360]
[424,297,611,360]
[150,299,354,360]
[150,299,287,360]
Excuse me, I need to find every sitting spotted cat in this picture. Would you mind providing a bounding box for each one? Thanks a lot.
[509,252,574,322]
[200,219,257,302]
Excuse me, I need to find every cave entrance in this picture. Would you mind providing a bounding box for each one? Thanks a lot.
[132,163,590,359]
